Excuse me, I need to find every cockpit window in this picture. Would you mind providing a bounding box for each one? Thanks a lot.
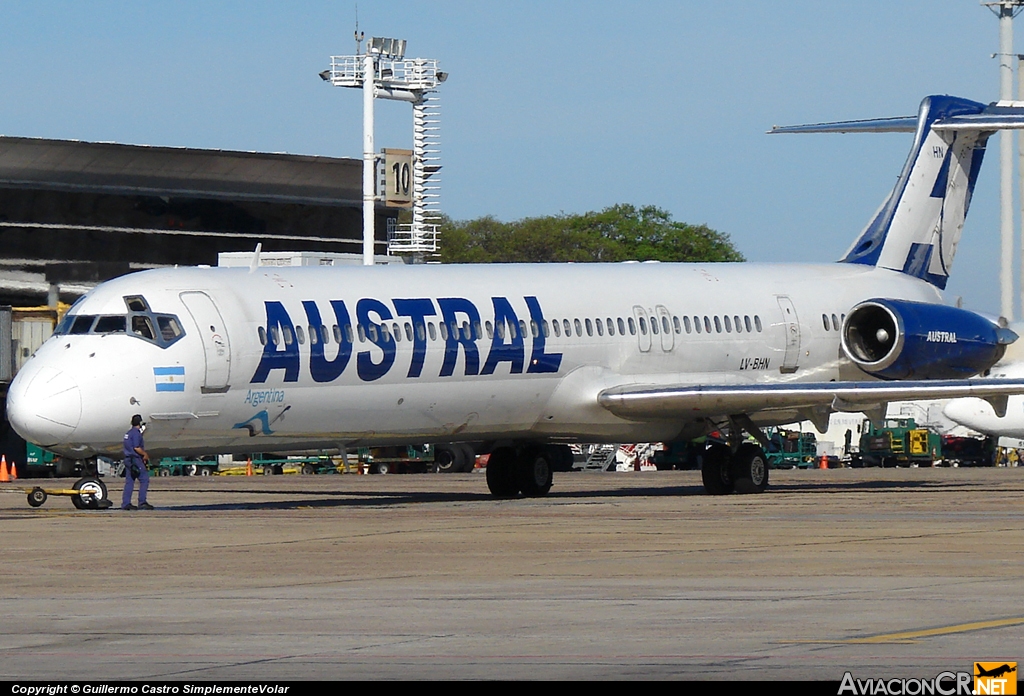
[157,316,183,342]
[94,316,126,334]
[124,296,150,312]
[54,298,185,349]
[131,315,156,341]
[69,315,96,334]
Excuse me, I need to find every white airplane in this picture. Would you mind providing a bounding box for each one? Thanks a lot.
[943,335,1024,437]
[9,94,1024,498]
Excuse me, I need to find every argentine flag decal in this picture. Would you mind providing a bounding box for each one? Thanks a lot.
[154,366,185,392]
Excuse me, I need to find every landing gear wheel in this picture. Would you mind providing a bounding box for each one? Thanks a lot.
[434,445,464,473]
[71,477,109,510]
[732,443,769,494]
[486,447,519,498]
[517,448,553,497]
[27,487,47,507]
[457,444,478,472]
[700,443,734,495]
[545,444,575,472]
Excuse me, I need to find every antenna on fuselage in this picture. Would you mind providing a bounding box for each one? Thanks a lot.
[249,243,262,273]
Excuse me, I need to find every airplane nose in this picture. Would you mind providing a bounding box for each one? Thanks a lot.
[942,397,993,427]
[6,366,82,446]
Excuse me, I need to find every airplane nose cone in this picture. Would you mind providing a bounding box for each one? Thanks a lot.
[7,366,82,446]
[942,397,993,428]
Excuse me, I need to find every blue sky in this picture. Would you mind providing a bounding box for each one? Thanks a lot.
[0,1,1016,314]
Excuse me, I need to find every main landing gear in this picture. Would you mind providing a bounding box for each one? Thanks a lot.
[699,441,769,495]
[485,444,573,499]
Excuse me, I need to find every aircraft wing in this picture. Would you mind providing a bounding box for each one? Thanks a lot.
[597,378,1024,421]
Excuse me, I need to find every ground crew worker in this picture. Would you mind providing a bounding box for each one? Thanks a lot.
[122,414,153,510]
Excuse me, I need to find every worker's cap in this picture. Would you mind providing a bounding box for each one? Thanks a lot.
[131,414,144,427]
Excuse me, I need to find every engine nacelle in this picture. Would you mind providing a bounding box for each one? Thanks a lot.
[840,299,1016,380]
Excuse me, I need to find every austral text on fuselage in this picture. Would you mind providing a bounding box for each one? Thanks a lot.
[251,295,564,384]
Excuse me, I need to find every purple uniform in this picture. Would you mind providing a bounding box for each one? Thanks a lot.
[121,426,149,508]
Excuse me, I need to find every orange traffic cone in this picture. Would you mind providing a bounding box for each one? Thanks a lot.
[246,458,253,476]
[0,455,8,482]
[819,454,828,470]
[9,459,16,480]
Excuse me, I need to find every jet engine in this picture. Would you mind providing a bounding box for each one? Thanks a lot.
[840,299,1016,380]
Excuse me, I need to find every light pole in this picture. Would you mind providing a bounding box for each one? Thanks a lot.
[321,38,446,265]
[983,1,1024,319]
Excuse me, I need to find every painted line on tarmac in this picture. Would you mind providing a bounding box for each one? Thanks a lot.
[785,616,1024,645]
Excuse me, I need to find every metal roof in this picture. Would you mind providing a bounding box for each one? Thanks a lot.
[0,136,362,206]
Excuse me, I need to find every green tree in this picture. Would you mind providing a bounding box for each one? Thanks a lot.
[437,204,743,263]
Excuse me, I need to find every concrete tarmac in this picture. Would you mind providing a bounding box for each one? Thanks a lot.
[1,467,1022,680]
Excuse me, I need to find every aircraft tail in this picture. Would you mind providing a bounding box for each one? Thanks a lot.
[771,96,1024,289]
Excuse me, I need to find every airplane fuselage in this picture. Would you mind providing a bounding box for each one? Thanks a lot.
[7,261,942,459]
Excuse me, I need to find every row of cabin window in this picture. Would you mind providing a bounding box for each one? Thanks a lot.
[822,313,846,332]
[681,314,763,335]
[258,312,765,347]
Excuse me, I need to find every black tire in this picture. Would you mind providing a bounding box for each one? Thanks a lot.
[262,466,274,476]
[71,477,108,510]
[700,443,734,495]
[27,487,47,507]
[434,445,464,474]
[486,447,519,498]
[158,469,171,477]
[376,461,392,475]
[457,444,477,472]
[200,467,213,476]
[545,444,575,472]
[732,443,769,494]
[301,464,316,476]
[517,448,553,497]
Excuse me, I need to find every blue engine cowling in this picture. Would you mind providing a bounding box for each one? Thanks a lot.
[840,299,1016,380]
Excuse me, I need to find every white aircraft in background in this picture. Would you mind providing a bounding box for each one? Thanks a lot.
[9,94,1024,498]
[943,333,1024,438]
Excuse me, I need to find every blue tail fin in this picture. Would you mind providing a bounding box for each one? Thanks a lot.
[772,95,1024,289]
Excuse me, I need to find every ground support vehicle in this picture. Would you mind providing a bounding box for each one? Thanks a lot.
[24,443,102,478]
[650,441,702,470]
[852,418,942,468]
[153,456,219,477]
[361,445,437,474]
[244,454,340,476]
[764,428,818,469]
[2,476,111,509]
[940,435,995,467]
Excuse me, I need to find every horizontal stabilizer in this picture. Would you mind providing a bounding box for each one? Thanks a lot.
[768,116,917,134]
[769,101,1024,135]
[932,114,1024,131]
[598,378,1024,421]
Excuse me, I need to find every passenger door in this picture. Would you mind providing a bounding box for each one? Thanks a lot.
[180,291,232,391]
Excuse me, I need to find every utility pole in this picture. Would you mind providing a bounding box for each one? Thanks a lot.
[984,1,1024,320]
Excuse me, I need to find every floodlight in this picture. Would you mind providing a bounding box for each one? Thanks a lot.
[318,70,331,82]
[436,71,448,83]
